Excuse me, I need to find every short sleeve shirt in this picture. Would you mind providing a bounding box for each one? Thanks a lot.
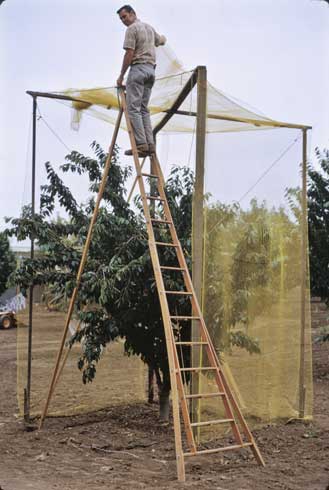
[123,19,166,66]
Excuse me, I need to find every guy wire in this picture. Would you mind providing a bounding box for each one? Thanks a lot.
[208,132,302,237]
[238,132,302,204]
[37,105,71,152]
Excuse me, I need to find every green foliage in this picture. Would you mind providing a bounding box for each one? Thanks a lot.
[308,147,329,303]
[7,141,269,388]
[203,195,302,355]
[0,232,16,296]
[6,143,193,388]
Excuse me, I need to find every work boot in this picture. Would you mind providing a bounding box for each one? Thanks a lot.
[124,143,149,157]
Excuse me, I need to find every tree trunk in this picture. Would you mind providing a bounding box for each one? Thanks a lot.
[148,365,155,403]
[159,370,171,422]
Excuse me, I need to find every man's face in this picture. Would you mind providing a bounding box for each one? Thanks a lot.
[119,9,136,26]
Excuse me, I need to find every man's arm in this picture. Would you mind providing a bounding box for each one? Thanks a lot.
[153,29,166,47]
[117,48,135,87]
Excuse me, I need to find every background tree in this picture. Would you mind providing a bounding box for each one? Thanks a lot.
[308,147,329,302]
[203,194,302,355]
[0,231,16,296]
[307,147,329,343]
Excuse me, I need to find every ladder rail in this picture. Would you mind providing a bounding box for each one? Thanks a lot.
[38,106,124,429]
[151,154,245,445]
[119,89,265,477]
[153,153,264,462]
[199,314,265,466]
[119,90,194,480]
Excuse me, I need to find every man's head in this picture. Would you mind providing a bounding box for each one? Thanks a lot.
[117,5,136,26]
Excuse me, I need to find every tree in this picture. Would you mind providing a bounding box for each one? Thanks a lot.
[308,147,329,302]
[0,232,16,296]
[7,142,266,419]
[6,142,193,419]
[203,195,302,357]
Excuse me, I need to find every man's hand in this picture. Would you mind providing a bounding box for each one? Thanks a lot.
[117,49,134,87]
[116,75,124,87]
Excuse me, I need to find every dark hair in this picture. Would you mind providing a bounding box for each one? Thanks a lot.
[117,5,135,15]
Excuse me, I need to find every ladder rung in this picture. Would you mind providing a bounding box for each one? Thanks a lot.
[178,367,217,372]
[170,316,200,320]
[160,266,185,271]
[151,218,172,224]
[191,418,234,427]
[141,173,159,178]
[154,242,179,247]
[163,291,193,295]
[185,392,225,400]
[146,195,165,201]
[183,443,252,458]
[175,341,208,345]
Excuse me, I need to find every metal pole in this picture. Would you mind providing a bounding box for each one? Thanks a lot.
[299,128,308,418]
[25,95,37,423]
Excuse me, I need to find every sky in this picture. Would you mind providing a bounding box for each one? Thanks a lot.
[0,0,328,243]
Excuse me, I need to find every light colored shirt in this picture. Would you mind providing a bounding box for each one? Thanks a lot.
[123,19,166,66]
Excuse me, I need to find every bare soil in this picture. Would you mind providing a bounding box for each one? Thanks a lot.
[0,327,328,490]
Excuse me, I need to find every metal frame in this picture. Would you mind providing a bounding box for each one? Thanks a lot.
[25,65,311,423]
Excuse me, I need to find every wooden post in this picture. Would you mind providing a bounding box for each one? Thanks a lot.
[191,66,207,431]
[299,128,308,418]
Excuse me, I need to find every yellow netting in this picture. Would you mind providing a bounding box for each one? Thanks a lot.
[17,305,146,417]
[196,129,313,438]
[52,46,307,134]
[19,47,312,429]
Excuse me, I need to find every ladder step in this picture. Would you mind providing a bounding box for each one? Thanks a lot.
[183,443,253,458]
[163,291,193,295]
[185,392,225,400]
[155,242,179,247]
[141,173,159,178]
[175,341,208,345]
[170,316,200,320]
[191,418,234,427]
[178,367,217,372]
[151,218,173,224]
[160,266,185,271]
[146,195,165,201]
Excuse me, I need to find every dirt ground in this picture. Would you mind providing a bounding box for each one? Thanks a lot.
[0,327,328,490]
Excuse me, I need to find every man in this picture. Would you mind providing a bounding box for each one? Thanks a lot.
[116,5,166,157]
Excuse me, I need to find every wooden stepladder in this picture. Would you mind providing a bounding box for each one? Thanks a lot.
[119,90,265,481]
[39,88,264,483]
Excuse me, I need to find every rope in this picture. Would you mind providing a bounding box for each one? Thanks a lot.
[188,117,197,168]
